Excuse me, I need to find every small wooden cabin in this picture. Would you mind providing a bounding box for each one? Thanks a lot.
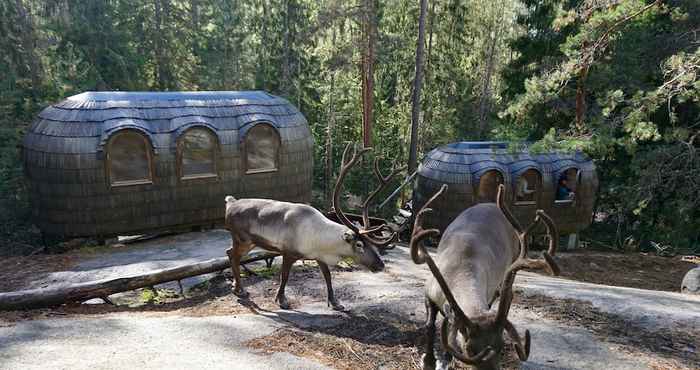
[412,141,598,235]
[22,91,314,239]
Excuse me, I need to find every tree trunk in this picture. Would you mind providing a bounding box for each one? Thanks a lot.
[282,0,292,97]
[154,0,167,89]
[15,0,43,98]
[326,26,338,210]
[477,0,505,139]
[408,0,429,173]
[0,254,278,311]
[426,0,436,72]
[361,0,376,148]
[576,68,588,132]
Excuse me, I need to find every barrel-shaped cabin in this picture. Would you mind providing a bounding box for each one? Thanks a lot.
[22,91,314,239]
[412,142,598,235]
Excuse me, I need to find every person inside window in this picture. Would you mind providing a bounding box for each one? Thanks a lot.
[516,176,535,200]
[556,175,575,201]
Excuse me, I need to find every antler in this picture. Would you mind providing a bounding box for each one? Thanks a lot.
[495,184,560,326]
[504,320,531,361]
[332,143,371,234]
[358,157,405,247]
[410,185,480,335]
[441,320,496,365]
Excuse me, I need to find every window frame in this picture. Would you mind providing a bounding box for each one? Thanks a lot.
[554,167,580,205]
[475,169,505,203]
[105,129,154,188]
[242,122,281,175]
[513,168,542,206]
[176,127,220,181]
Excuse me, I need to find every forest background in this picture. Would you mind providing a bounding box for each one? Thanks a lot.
[1,0,698,255]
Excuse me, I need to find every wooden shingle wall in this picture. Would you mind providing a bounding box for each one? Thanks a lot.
[22,91,314,238]
[413,142,598,235]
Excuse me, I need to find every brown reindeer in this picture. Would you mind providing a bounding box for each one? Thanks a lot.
[411,184,559,370]
[225,143,401,311]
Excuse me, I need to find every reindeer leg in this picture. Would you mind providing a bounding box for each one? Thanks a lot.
[318,261,345,311]
[421,299,438,370]
[226,240,253,298]
[488,288,500,309]
[275,255,295,310]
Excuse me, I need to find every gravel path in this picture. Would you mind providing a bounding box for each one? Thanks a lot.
[0,314,330,370]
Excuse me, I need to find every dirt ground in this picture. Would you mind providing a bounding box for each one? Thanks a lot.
[544,251,697,292]
[2,247,695,294]
[0,253,79,292]
[516,294,698,370]
[1,237,698,370]
[2,263,698,370]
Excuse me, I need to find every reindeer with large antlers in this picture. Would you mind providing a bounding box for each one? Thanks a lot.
[411,184,559,370]
[225,143,401,311]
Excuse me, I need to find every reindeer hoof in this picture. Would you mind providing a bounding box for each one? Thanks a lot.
[436,359,450,370]
[421,354,436,370]
[275,295,291,309]
[233,288,249,298]
[329,300,346,311]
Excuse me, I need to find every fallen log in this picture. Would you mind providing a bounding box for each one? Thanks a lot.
[0,252,279,311]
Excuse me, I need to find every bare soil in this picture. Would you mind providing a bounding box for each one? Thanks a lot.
[538,250,697,292]
[2,257,698,370]
[517,293,699,370]
[0,253,78,293]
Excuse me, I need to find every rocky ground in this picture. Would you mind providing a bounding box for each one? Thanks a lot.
[0,230,698,370]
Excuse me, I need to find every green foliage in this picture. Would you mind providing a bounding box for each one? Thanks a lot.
[499,0,700,252]
[4,0,696,254]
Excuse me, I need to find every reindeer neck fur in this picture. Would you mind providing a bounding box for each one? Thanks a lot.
[426,204,519,318]
[225,198,354,266]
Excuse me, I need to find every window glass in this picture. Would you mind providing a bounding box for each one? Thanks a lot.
[108,131,151,185]
[180,128,217,178]
[515,169,541,204]
[477,170,503,203]
[245,124,279,173]
[555,168,579,202]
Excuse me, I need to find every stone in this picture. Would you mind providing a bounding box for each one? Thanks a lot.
[681,267,700,294]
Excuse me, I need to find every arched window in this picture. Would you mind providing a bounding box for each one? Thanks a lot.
[515,169,541,205]
[477,170,504,203]
[106,130,153,186]
[555,168,579,203]
[244,123,280,174]
[178,128,218,179]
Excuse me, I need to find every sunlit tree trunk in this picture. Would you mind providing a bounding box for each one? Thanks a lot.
[282,0,292,97]
[326,25,338,210]
[360,0,375,148]
[477,0,505,139]
[408,0,428,173]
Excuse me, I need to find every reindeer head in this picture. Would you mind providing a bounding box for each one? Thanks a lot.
[333,143,404,272]
[411,184,560,370]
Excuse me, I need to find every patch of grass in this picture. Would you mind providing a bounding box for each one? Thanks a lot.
[188,279,211,293]
[246,265,280,279]
[140,287,179,304]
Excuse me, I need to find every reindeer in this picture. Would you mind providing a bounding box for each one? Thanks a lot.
[410,184,560,370]
[225,143,401,311]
